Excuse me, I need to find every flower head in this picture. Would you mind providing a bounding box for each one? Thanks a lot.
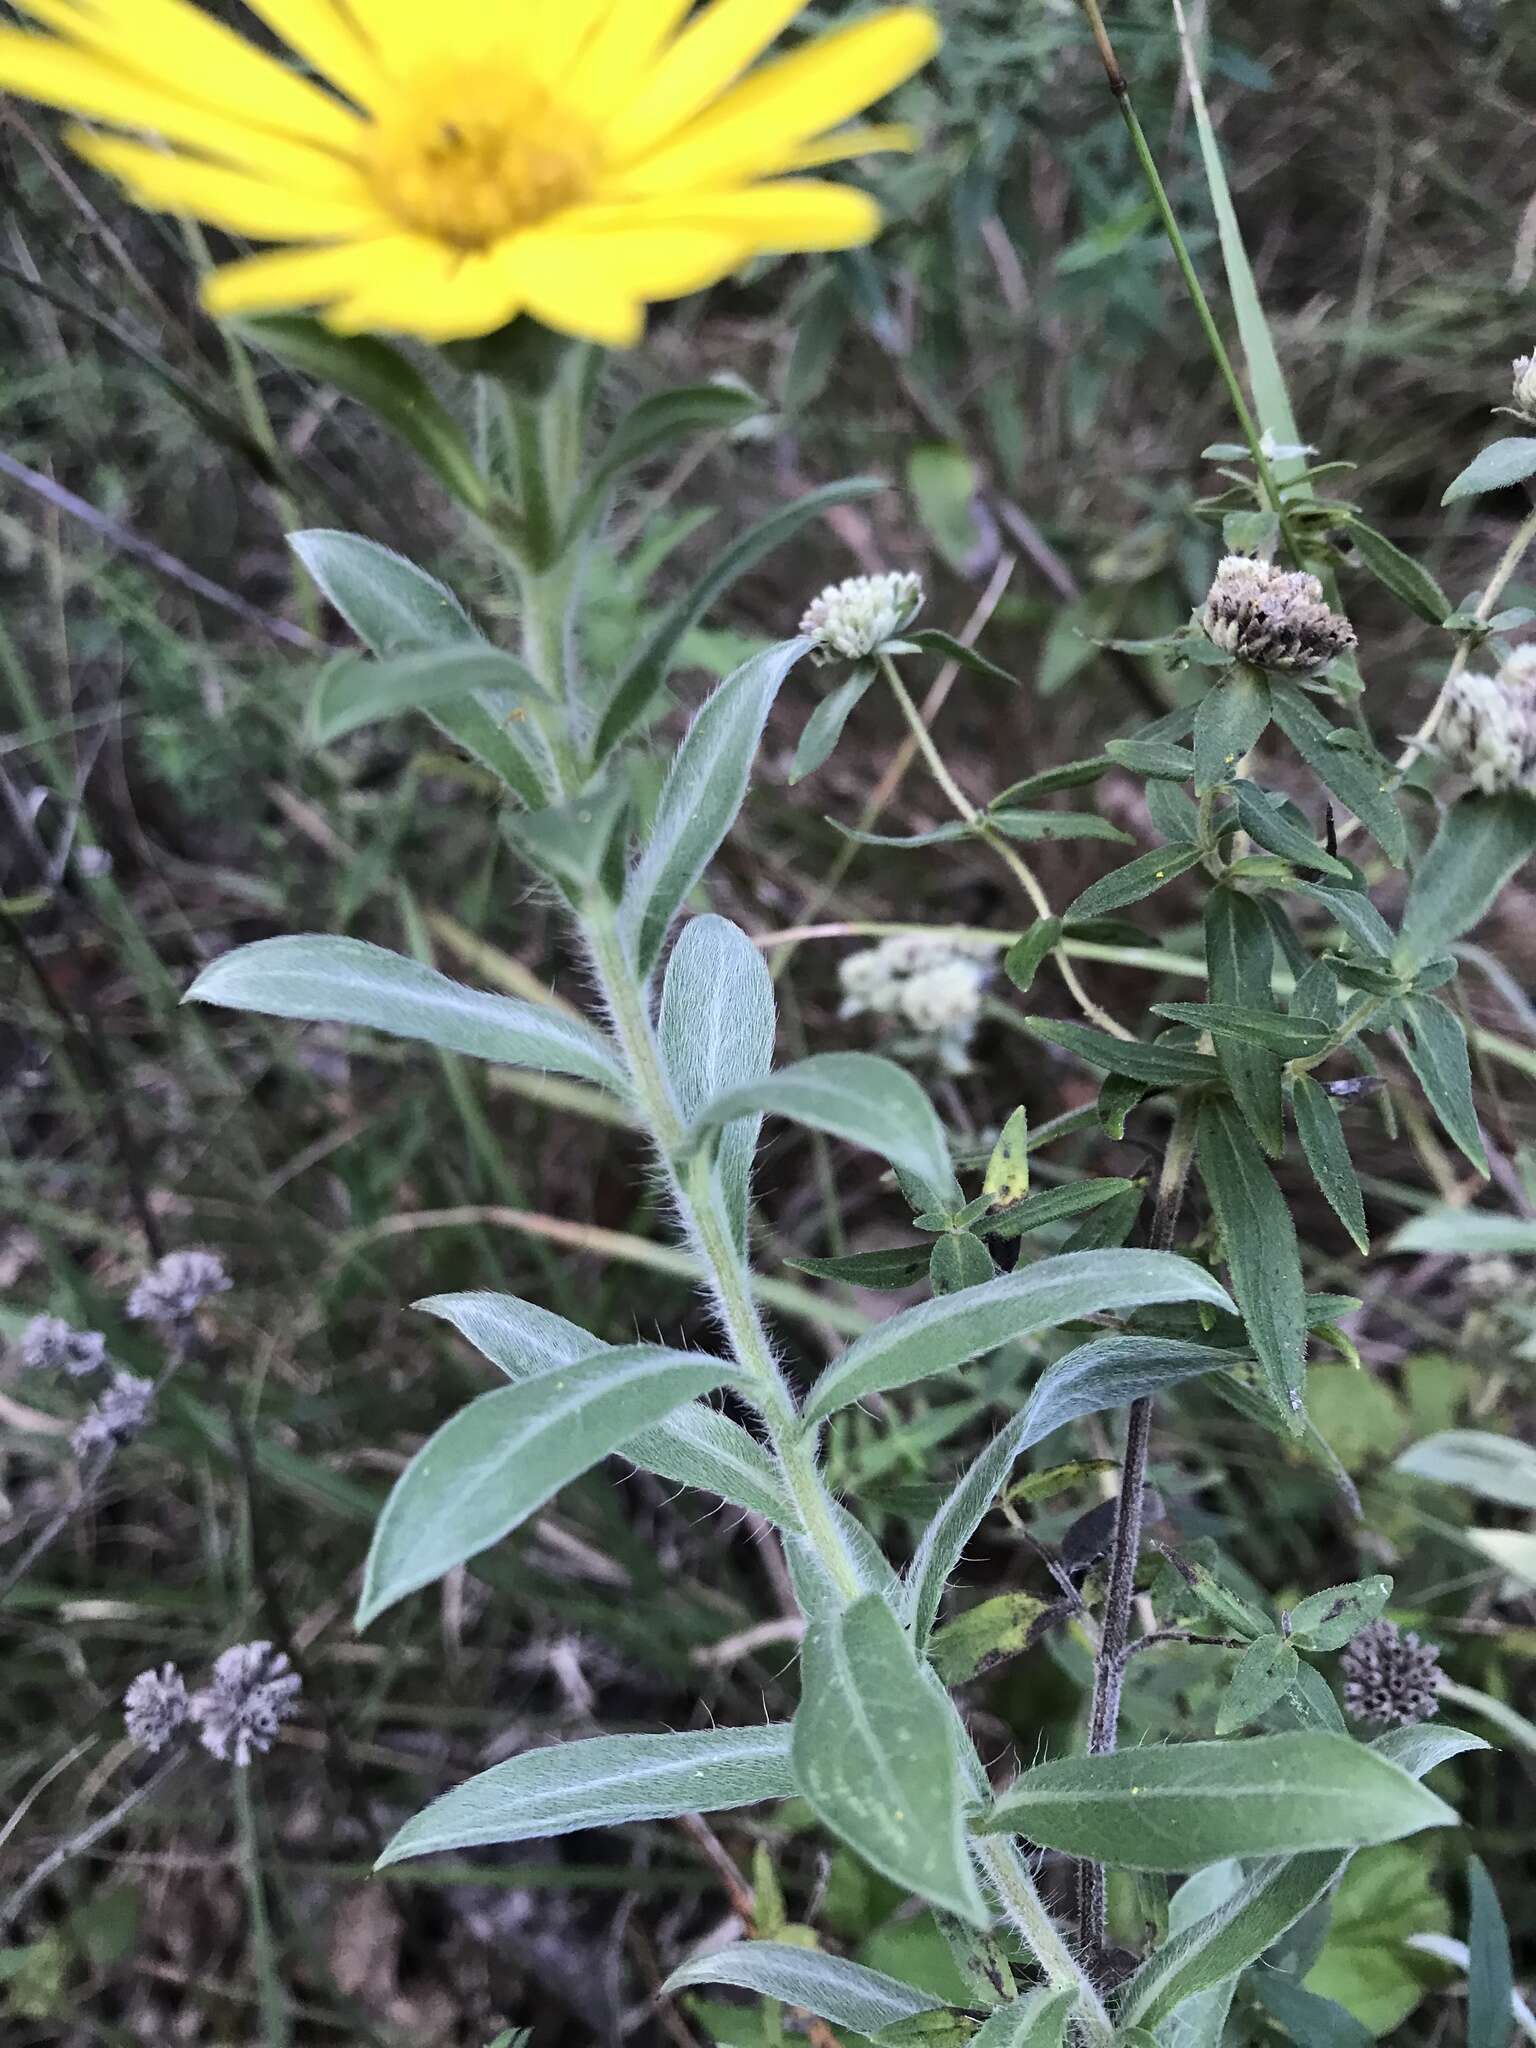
[71,1371,155,1459]
[190,1641,302,1767]
[1200,556,1357,675]
[124,1664,190,1753]
[839,932,990,1074]
[126,1249,230,1327]
[1439,647,1536,795]
[800,571,924,661]
[1340,1618,1444,1729]
[1512,352,1536,423]
[0,2,940,347]
[19,1313,106,1378]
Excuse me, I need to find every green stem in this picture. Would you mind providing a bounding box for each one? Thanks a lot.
[976,1837,1113,2044]
[1076,0,1299,563]
[233,1767,289,2048]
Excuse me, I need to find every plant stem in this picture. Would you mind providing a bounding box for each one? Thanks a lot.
[1076,1097,1198,1959]
[876,656,1133,1041]
[976,1837,1113,2045]
[1075,0,1300,563]
[233,1766,290,2048]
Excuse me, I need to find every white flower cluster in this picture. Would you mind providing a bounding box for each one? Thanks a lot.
[1512,351,1536,424]
[123,1641,302,1766]
[839,933,992,1074]
[800,571,923,661]
[1200,555,1357,675]
[1439,646,1536,795]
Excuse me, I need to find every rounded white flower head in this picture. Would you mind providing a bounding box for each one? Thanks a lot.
[839,933,991,1074]
[800,572,923,662]
[71,1371,155,1460]
[124,1664,190,1753]
[1512,352,1536,424]
[19,1313,106,1378]
[1439,646,1536,795]
[190,1641,302,1767]
[1200,556,1357,675]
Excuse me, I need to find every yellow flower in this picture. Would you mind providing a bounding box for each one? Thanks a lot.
[0,0,940,346]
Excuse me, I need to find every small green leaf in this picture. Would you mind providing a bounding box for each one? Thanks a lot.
[239,317,487,510]
[1389,1211,1536,1256]
[929,1592,1054,1684]
[1394,1429,1536,1510]
[1251,1971,1374,2047]
[1003,920,1061,995]
[621,638,811,974]
[1467,1856,1515,2048]
[186,935,625,1092]
[1024,1016,1222,1087]
[694,1053,959,1209]
[1065,844,1204,920]
[1398,792,1536,968]
[969,1989,1074,2048]
[1293,1075,1370,1253]
[907,444,986,573]
[983,1106,1031,1204]
[1194,669,1271,792]
[1152,1001,1332,1059]
[377,1725,794,1864]
[793,1593,987,1924]
[906,629,1018,685]
[986,810,1135,846]
[791,661,876,782]
[979,1733,1455,1868]
[930,1232,996,1294]
[1401,994,1488,1173]
[1291,879,1397,958]
[1097,1072,1148,1142]
[992,758,1112,804]
[981,1178,1139,1242]
[1230,781,1353,878]
[1270,683,1408,865]
[307,644,553,747]
[1205,888,1284,1156]
[1196,1097,1308,1425]
[1345,518,1449,625]
[1216,1634,1300,1734]
[802,1249,1233,1426]
[787,1243,932,1290]
[357,1348,737,1625]
[1287,1575,1393,1652]
[1441,436,1536,504]
[1104,737,1198,779]
[664,1942,946,2035]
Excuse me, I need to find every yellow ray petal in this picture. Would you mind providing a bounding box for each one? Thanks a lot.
[70,130,385,240]
[567,0,692,114]
[240,0,393,111]
[783,123,915,173]
[533,218,747,296]
[612,8,939,193]
[10,0,362,150]
[496,240,646,348]
[604,0,806,165]
[0,30,362,190]
[201,234,428,318]
[625,179,883,251]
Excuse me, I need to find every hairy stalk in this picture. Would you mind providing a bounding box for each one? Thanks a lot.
[580,900,863,1602]
[1076,1099,1198,1959]
[976,1837,1113,2045]
[1075,0,1299,563]
[876,656,1133,1041]
[233,1766,290,2048]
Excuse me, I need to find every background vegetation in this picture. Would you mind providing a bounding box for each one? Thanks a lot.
[3,1,1535,2040]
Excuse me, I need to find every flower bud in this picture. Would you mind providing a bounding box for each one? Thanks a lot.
[800,572,923,661]
[1512,352,1536,424]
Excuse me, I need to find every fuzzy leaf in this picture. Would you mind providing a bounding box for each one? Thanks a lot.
[664,1943,945,2035]
[660,915,775,1251]
[1065,845,1204,920]
[1215,1634,1299,1734]
[786,1244,932,1291]
[1401,994,1488,1173]
[1396,793,1536,969]
[1230,781,1352,878]
[1194,669,1271,792]
[1441,436,1536,505]
[1345,518,1449,625]
[791,662,876,782]
[1152,1002,1332,1059]
[1204,888,1284,1156]
[1287,1575,1393,1652]
[1394,1430,1536,1510]
[1023,1017,1222,1087]
[1270,684,1408,865]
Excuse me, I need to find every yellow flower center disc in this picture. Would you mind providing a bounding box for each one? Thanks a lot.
[368,68,598,249]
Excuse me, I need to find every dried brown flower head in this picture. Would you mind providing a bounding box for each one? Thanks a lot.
[1200,556,1357,676]
[1340,1618,1444,1729]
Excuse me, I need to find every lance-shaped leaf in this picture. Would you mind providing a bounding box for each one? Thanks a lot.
[1023,1017,1222,1087]
[981,1179,1138,1242]
[1467,1855,1515,2048]
[1401,993,1488,1173]
[187,935,626,1093]
[970,1989,1075,2047]
[787,1244,933,1291]
[565,381,765,539]
[307,644,554,753]
[289,530,547,803]
[1441,436,1536,504]
[1114,1725,1486,2032]
[596,478,881,757]
[1205,888,1284,1156]
[1153,1002,1332,1060]
[1400,790,1536,966]
[1345,517,1449,626]
[978,1732,1454,1868]
[1196,1096,1308,1426]
[1270,683,1408,864]
[793,1592,987,1924]
[1194,668,1270,792]
[1230,780,1352,878]
[415,1294,795,1527]
[1286,1574,1392,1652]
[791,660,876,783]
[694,1052,960,1210]
[620,638,811,974]
[357,1348,738,1625]
[1215,1635,1299,1734]
[377,1724,795,1865]
[1394,1429,1536,1510]
[1064,845,1204,921]
[663,1943,946,2035]
[906,628,1020,685]
[1293,1073,1370,1253]
[660,915,775,1252]
[803,1250,1233,1428]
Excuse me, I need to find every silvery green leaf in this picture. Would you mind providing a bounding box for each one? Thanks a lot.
[1004,918,1061,995]
[1389,1211,1536,1256]
[1400,994,1488,1173]
[693,1052,960,1210]
[1441,436,1536,505]
[377,1724,795,1865]
[306,644,553,748]
[1151,1862,1243,2048]
[1345,517,1449,625]
[1395,792,1536,968]
[414,1295,795,1526]
[289,530,547,802]
[186,935,626,1093]
[1394,1429,1536,1510]
[1293,1074,1370,1253]
[1215,1634,1299,1734]
[1230,781,1352,878]
[620,639,811,974]
[792,1593,987,1924]
[906,629,1019,685]
[1153,1001,1331,1059]
[663,1943,946,2035]
[1250,1971,1374,2047]
[786,1243,932,1290]
[566,382,765,537]
[660,915,775,1252]
[1467,1855,1515,2048]
[791,661,876,782]
[357,1348,738,1625]
[979,1733,1453,1868]
[968,1989,1074,2047]
[1290,880,1396,958]
[1286,1574,1393,1652]
[802,1249,1233,1428]
[981,1178,1137,1242]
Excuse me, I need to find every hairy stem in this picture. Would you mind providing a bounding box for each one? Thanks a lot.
[877,656,1133,1041]
[233,1765,290,2048]
[976,1837,1113,2045]
[1077,1098,1198,1958]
